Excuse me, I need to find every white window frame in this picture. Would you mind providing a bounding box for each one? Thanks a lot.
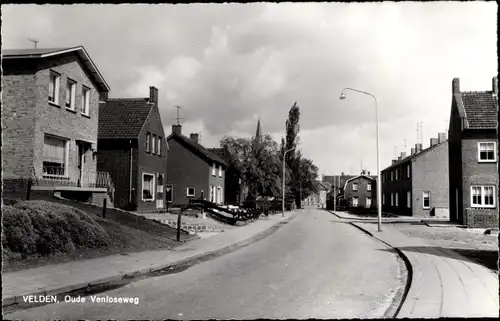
[142,173,155,201]
[218,165,222,177]
[81,85,91,116]
[367,183,371,191]
[422,191,431,209]
[352,183,358,191]
[407,191,411,208]
[382,193,385,205]
[352,196,359,207]
[391,193,394,206]
[157,136,162,156]
[152,135,156,154]
[49,71,60,105]
[477,142,497,162]
[470,185,496,208]
[42,134,69,177]
[390,171,393,181]
[212,163,216,176]
[366,197,372,207]
[145,132,151,152]
[407,165,411,178]
[187,187,195,197]
[65,78,76,110]
[395,192,399,206]
[395,169,399,180]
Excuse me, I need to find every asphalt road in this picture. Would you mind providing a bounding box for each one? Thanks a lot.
[6,208,405,320]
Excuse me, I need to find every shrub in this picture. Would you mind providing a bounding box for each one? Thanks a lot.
[2,200,110,258]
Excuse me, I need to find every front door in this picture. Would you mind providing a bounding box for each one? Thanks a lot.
[77,143,88,187]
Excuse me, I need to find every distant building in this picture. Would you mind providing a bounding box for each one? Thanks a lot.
[448,77,498,228]
[382,134,449,218]
[323,170,376,208]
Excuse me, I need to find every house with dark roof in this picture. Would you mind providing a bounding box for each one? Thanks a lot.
[166,125,227,205]
[2,46,114,204]
[207,146,245,205]
[343,172,377,208]
[382,133,449,218]
[97,86,168,211]
[448,77,499,228]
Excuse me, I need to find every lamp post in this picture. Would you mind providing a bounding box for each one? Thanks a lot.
[340,87,382,232]
[282,147,294,217]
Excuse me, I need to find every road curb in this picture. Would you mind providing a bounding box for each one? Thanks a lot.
[349,222,413,319]
[2,212,299,312]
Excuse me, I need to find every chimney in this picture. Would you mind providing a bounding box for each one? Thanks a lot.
[401,152,407,159]
[493,76,498,96]
[415,143,423,153]
[430,138,438,147]
[172,124,182,135]
[341,172,344,176]
[392,159,397,164]
[438,132,446,143]
[367,171,370,176]
[411,147,415,155]
[398,156,402,161]
[99,92,108,103]
[361,170,366,175]
[452,78,460,94]
[149,86,158,105]
[190,133,199,143]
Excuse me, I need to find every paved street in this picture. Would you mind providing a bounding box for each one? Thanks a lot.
[5,208,405,320]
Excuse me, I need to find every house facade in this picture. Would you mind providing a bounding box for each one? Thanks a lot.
[343,173,377,208]
[448,77,499,228]
[166,125,227,206]
[2,46,113,202]
[97,86,168,211]
[208,146,245,205]
[382,134,449,218]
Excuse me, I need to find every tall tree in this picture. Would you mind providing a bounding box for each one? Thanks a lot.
[284,102,303,207]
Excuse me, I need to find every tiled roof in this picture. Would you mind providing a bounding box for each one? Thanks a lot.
[169,133,228,167]
[98,98,152,139]
[461,91,498,129]
[2,46,110,92]
[382,140,448,172]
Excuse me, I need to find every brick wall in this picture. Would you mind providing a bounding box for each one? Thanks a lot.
[465,208,499,228]
[137,106,168,211]
[344,177,376,208]
[33,53,100,178]
[461,136,498,214]
[382,160,412,215]
[166,138,210,205]
[208,162,225,203]
[412,141,449,218]
[2,60,38,179]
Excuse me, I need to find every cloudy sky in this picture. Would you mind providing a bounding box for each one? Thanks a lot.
[2,2,497,177]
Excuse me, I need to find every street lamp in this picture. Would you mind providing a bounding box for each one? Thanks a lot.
[282,147,294,217]
[339,87,382,232]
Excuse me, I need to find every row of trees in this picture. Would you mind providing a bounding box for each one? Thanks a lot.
[221,102,319,208]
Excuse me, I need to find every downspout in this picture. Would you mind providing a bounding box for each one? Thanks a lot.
[129,140,133,203]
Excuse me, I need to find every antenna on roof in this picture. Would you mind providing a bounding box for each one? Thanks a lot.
[394,146,397,158]
[174,105,184,125]
[404,139,407,149]
[27,38,39,48]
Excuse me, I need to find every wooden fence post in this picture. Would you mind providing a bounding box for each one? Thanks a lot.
[177,211,182,242]
[102,198,107,218]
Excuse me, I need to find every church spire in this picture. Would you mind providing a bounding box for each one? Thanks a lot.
[255,117,262,144]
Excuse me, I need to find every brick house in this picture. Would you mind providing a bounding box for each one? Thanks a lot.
[343,172,377,208]
[448,77,499,228]
[323,173,356,208]
[207,146,245,205]
[381,134,449,218]
[2,46,114,203]
[166,125,227,205]
[97,86,168,211]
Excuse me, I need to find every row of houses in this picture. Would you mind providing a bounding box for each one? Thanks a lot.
[323,77,498,228]
[2,45,248,212]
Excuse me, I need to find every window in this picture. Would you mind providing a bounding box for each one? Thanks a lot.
[212,163,216,176]
[391,193,394,206]
[187,187,195,197]
[352,183,358,191]
[395,192,399,206]
[367,184,372,191]
[366,197,372,208]
[395,169,399,180]
[152,135,156,154]
[42,134,68,177]
[407,165,411,178]
[352,197,359,207]
[218,165,222,177]
[407,191,411,208]
[383,193,385,205]
[157,136,162,156]
[478,142,496,162]
[145,132,151,152]
[81,86,90,115]
[165,184,173,203]
[390,171,393,181]
[423,191,430,209]
[142,173,155,201]
[65,78,76,110]
[49,71,60,104]
[471,186,496,208]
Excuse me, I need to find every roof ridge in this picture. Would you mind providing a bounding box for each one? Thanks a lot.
[107,97,149,101]
[461,90,494,94]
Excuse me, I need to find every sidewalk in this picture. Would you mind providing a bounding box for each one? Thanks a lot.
[350,222,499,318]
[329,210,449,223]
[2,211,299,308]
